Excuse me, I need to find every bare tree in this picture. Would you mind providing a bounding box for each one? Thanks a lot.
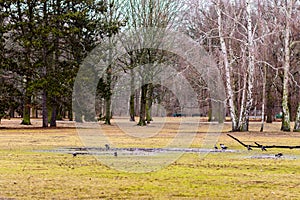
[122,0,181,126]
[239,0,255,131]
[215,0,239,131]
[281,0,294,131]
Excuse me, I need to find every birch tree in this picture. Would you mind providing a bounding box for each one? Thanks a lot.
[294,103,300,132]
[239,0,255,131]
[183,0,243,131]
[216,0,239,131]
[281,0,294,131]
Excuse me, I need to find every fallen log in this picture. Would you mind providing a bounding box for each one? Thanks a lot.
[227,134,300,150]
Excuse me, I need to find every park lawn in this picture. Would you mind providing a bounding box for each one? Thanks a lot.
[0,119,300,199]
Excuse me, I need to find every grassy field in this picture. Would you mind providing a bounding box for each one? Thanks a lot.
[0,118,300,199]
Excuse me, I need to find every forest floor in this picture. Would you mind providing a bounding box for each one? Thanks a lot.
[0,118,300,199]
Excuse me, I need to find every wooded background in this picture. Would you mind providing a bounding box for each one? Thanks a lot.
[0,0,299,132]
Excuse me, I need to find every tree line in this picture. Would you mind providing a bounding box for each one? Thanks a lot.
[0,0,125,127]
[183,0,300,132]
[0,0,299,132]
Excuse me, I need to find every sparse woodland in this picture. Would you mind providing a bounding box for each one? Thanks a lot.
[0,0,299,132]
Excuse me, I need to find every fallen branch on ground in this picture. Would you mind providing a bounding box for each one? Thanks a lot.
[227,134,300,150]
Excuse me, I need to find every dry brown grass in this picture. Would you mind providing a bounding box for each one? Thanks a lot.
[0,118,300,199]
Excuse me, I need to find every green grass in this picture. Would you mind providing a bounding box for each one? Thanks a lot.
[0,120,300,199]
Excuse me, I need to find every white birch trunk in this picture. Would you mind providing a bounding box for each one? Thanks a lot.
[241,0,255,131]
[216,1,238,131]
[238,71,247,129]
[281,0,292,132]
[294,103,300,132]
[238,49,247,129]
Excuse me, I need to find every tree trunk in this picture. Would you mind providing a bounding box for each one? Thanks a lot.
[41,0,49,127]
[266,67,274,123]
[129,69,135,121]
[138,84,148,126]
[146,83,153,124]
[219,102,225,123]
[68,108,73,121]
[216,1,238,131]
[57,106,63,120]
[75,112,82,123]
[42,90,48,127]
[281,0,292,132]
[50,104,57,127]
[74,100,83,122]
[31,96,36,118]
[208,99,224,123]
[104,64,112,125]
[241,0,255,132]
[21,92,31,125]
[9,108,15,118]
[130,94,135,121]
[104,34,114,125]
[105,95,111,125]
[208,99,212,122]
[135,89,140,116]
[294,103,300,132]
[238,70,247,130]
[260,64,267,132]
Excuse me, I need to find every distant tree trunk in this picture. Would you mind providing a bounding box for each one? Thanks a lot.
[281,0,292,132]
[138,84,148,126]
[216,1,238,131]
[238,69,247,130]
[208,99,212,122]
[146,83,153,124]
[41,1,49,128]
[74,101,83,123]
[104,65,112,125]
[9,108,15,118]
[104,95,112,125]
[294,103,300,132]
[135,89,140,116]
[57,106,63,120]
[129,69,135,121]
[75,113,82,122]
[21,91,31,125]
[31,96,36,118]
[50,104,57,127]
[260,64,267,132]
[208,99,224,123]
[42,90,48,127]
[266,67,274,123]
[217,102,225,124]
[130,94,135,121]
[67,106,73,121]
[68,108,73,121]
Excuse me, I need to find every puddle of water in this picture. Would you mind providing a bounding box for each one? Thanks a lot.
[246,154,299,160]
[36,147,300,161]
[36,147,239,156]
